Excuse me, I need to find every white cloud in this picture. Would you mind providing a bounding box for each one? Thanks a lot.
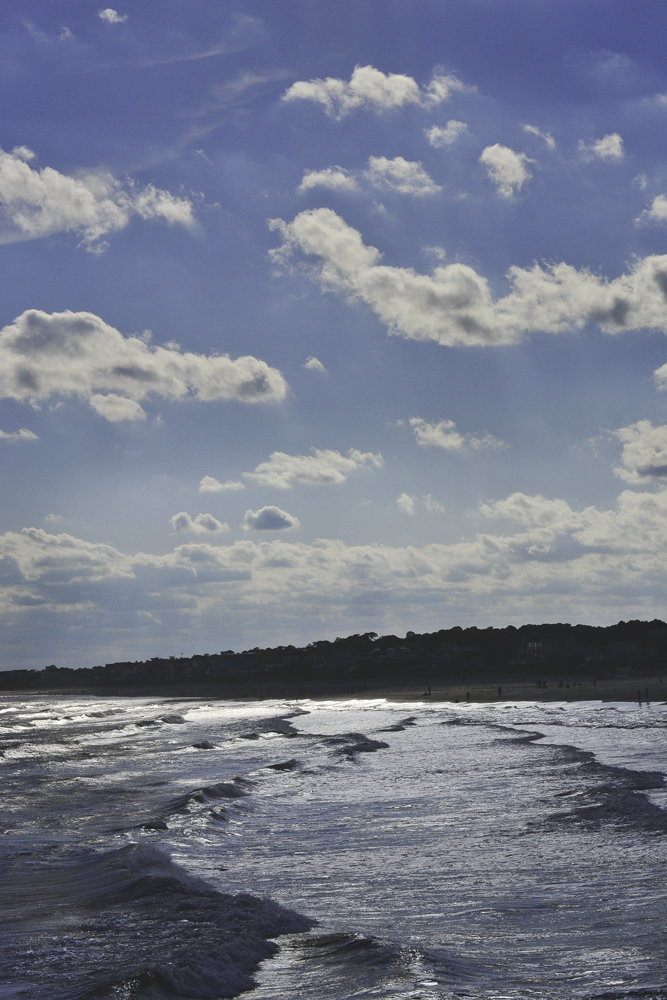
[89,393,147,422]
[410,417,505,451]
[397,492,444,515]
[397,492,416,515]
[522,125,555,149]
[282,65,470,119]
[425,121,468,147]
[299,157,440,197]
[170,512,229,534]
[242,506,299,531]
[637,194,667,225]
[11,146,35,161]
[7,484,667,644]
[244,447,383,488]
[199,476,245,493]
[298,168,358,193]
[365,156,441,196]
[0,146,193,249]
[0,309,288,419]
[423,494,445,513]
[270,208,667,347]
[303,356,326,372]
[0,427,38,442]
[45,513,63,523]
[99,8,127,24]
[612,420,667,482]
[479,144,533,198]
[0,526,136,587]
[579,133,624,161]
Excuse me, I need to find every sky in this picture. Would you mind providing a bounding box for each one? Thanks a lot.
[3,0,667,670]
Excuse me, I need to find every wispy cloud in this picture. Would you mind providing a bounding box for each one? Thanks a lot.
[522,124,555,149]
[0,427,38,442]
[199,477,245,493]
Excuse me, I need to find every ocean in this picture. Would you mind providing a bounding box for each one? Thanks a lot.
[1,694,665,999]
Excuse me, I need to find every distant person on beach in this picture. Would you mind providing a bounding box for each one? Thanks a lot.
[637,690,642,706]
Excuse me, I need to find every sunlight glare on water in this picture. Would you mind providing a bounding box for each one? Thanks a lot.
[0,694,665,1000]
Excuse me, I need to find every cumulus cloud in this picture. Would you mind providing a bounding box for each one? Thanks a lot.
[89,394,147,422]
[45,513,63,523]
[0,526,136,587]
[242,506,299,531]
[299,157,439,197]
[410,417,505,450]
[365,156,441,195]
[282,65,470,119]
[522,125,555,149]
[244,447,383,488]
[99,8,127,24]
[637,194,667,226]
[0,146,193,249]
[397,492,445,515]
[199,476,245,493]
[480,144,533,197]
[0,427,38,442]
[7,484,667,645]
[170,512,229,534]
[299,167,358,193]
[425,121,468,147]
[579,133,624,161]
[270,208,667,347]
[397,492,416,515]
[612,420,667,482]
[0,309,288,419]
[303,356,326,372]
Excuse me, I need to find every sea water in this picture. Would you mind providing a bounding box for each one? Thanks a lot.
[0,694,665,999]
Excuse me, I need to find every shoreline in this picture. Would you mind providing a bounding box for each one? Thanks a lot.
[1,674,663,705]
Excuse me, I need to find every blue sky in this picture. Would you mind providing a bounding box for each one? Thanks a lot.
[3,0,667,669]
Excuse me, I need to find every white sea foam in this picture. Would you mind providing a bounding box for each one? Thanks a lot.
[1,693,665,999]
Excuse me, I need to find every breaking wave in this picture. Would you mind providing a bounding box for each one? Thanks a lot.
[1,843,315,999]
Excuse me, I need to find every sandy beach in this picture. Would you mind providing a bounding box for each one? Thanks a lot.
[5,672,664,705]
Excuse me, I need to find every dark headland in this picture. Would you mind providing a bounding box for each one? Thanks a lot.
[1,619,665,703]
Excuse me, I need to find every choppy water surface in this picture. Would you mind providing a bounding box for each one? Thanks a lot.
[0,695,665,999]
